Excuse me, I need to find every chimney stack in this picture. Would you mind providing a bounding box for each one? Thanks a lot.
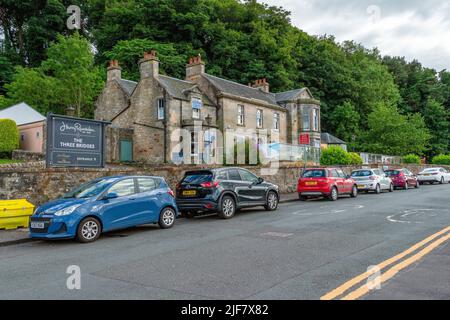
[107,59,121,82]
[186,54,205,81]
[252,78,270,93]
[139,50,159,79]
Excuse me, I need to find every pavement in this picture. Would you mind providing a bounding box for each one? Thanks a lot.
[0,184,449,299]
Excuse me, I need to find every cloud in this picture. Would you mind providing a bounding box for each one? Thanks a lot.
[262,0,450,71]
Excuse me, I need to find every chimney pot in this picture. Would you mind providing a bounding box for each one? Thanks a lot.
[252,77,270,93]
[139,50,159,79]
[186,54,205,81]
[107,59,121,82]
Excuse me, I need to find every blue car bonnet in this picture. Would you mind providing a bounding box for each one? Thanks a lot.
[35,198,91,214]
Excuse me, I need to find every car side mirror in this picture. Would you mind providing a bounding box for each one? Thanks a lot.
[103,192,119,200]
[253,177,264,185]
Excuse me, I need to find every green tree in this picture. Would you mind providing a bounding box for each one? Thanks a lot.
[422,99,449,157]
[363,103,430,156]
[4,33,104,117]
[328,102,360,150]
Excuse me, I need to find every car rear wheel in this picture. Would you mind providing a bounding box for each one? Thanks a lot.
[350,185,358,198]
[159,207,176,229]
[440,177,444,184]
[404,182,409,190]
[265,191,279,211]
[329,187,338,201]
[389,183,394,192]
[218,195,236,219]
[375,184,381,194]
[415,181,419,189]
[76,217,101,243]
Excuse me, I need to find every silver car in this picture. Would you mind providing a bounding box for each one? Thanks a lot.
[351,169,394,194]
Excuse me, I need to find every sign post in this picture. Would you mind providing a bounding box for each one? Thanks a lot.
[46,114,110,168]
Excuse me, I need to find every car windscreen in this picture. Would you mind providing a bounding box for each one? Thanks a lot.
[385,170,400,176]
[182,172,213,185]
[351,170,372,177]
[302,169,327,178]
[63,178,117,199]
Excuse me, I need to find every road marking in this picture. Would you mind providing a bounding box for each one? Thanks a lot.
[342,231,450,300]
[320,225,450,300]
[387,209,434,224]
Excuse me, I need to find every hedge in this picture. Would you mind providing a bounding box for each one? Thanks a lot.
[431,154,450,165]
[320,146,351,165]
[0,119,19,155]
[403,154,421,164]
[348,152,363,165]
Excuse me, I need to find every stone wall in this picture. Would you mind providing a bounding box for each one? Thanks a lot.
[12,150,45,162]
[0,162,449,206]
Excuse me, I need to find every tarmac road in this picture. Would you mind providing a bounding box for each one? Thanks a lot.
[1,183,449,300]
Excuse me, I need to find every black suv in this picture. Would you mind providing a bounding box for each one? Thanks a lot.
[176,168,279,219]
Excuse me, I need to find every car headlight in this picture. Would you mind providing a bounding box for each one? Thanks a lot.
[54,204,82,216]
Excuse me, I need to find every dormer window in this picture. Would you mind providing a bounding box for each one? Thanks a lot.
[192,97,202,119]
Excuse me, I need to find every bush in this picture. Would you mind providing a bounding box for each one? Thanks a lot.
[348,152,363,165]
[0,119,19,156]
[403,154,421,164]
[431,154,450,165]
[320,146,351,166]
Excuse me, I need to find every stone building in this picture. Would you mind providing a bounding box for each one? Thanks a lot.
[95,51,321,164]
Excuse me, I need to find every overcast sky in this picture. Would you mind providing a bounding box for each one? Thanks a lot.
[262,0,450,71]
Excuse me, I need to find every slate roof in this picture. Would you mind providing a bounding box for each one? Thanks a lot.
[157,75,214,105]
[275,88,307,103]
[0,102,46,125]
[203,74,279,106]
[321,132,346,145]
[118,79,137,96]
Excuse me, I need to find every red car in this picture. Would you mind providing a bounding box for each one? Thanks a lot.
[298,168,358,201]
[385,168,419,190]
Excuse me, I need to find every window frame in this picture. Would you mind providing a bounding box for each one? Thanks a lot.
[237,104,245,126]
[157,98,165,120]
[273,112,280,130]
[192,97,202,119]
[256,109,263,128]
[190,131,199,156]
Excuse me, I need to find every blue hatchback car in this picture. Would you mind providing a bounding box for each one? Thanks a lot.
[29,176,179,243]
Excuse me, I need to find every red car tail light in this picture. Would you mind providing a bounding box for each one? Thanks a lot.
[168,189,175,197]
[176,183,181,190]
[369,176,376,180]
[201,181,219,188]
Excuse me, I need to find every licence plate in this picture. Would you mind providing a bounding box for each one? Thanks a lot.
[358,185,365,189]
[183,190,197,196]
[424,174,430,176]
[31,222,45,229]
[305,181,317,186]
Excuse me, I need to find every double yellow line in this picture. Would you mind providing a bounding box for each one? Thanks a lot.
[321,226,450,300]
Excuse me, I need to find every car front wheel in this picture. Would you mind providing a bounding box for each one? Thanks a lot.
[440,177,444,184]
[159,207,176,229]
[265,191,279,211]
[375,184,381,194]
[218,195,236,219]
[404,182,409,190]
[389,183,394,192]
[76,217,101,243]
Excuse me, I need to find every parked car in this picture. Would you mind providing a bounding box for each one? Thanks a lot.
[417,167,450,185]
[29,176,178,243]
[176,168,279,219]
[298,168,358,201]
[351,169,394,194]
[385,168,419,189]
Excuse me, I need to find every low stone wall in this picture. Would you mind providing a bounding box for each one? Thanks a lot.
[0,162,449,206]
[11,150,45,162]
